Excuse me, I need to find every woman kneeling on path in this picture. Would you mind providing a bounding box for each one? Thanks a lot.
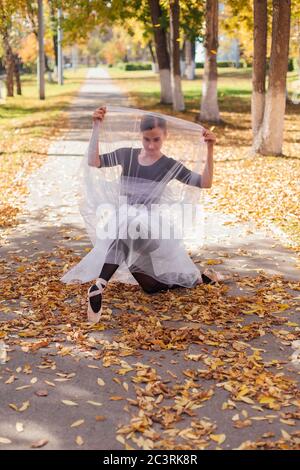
[61,106,224,323]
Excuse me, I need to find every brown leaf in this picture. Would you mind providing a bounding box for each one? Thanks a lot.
[95,416,107,421]
[31,439,48,448]
[35,389,48,397]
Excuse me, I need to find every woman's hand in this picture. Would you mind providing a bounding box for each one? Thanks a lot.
[93,106,106,123]
[202,128,216,147]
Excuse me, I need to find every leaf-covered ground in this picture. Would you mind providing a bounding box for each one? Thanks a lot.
[0,69,87,236]
[0,68,299,450]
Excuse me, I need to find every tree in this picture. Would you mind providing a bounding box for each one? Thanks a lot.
[221,0,255,65]
[169,0,185,111]
[148,0,172,104]
[254,0,291,155]
[181,0,205,80]
[252,0,267,145]
[200,0,220,122]
[0,0,18,96]
[37,0,45,99]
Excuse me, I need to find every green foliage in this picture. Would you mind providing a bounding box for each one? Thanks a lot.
[118,61,152,71]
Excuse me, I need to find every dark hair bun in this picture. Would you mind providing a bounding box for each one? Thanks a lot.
[140,114,167,132]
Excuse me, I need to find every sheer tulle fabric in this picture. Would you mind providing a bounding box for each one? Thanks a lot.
[60,106,207,287]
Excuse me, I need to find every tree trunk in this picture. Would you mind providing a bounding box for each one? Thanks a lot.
[255,0,291,155]
[3,34,14,97]
[169,0,185,111]
[37,0,45,99]
[200,0,220,122]
[13,55,22,95]
[148,41,159,72]
[185,39,195,80]
[251,0,267,147]
[148,0,172,104]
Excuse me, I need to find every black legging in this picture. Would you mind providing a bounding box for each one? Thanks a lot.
[99,240,182,294]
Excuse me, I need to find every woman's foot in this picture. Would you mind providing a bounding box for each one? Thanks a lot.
[87,278,107,323]
[201,268,225,285]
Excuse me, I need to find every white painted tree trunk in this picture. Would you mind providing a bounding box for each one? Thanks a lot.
[255,89,287,155]
[255,0,291,155]
[200,78,219,121]
[186,61,195,80]
[252,0,267,150]
[185,39,195,80]
[251,91,265,150]
[159,69,173,104]
[200,0,220,122]
[171,74,185,111]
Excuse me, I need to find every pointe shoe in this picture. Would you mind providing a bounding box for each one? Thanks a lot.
[202,268,226,285]
[87,277,107,323]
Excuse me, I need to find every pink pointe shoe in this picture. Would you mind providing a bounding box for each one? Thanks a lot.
[201,268,227,285]
[87,277,107,323]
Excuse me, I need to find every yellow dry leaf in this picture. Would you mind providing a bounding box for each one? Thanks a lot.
[19,401,30,412]
[205,259,223,265]
[5,375,16,384]
[210,434,226,444]
[16,422,24,433]
[97,378,105,387]
[259,396,276,405]
[75,435,84,446]
[61,400,78,406]
[281,429,291,440]
[0,437,12,444]
[86,401,103,407]
[70,419,85,428]
[44,381,55,387]
[9,404,18,411]
[116,435,126,445]
[240,397,255,404]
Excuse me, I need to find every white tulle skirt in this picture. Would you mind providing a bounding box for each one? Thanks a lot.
[61,203,200,287]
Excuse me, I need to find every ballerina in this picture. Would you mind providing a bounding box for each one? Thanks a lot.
[82,106,220,323]
[88,107,217,322]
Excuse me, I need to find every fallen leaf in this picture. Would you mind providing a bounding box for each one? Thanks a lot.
[31,439,48,448]
[0,437,12,444]
[75,435,84,446]
[16,422,24,433]
[95,416,107,421]
[5,375,16,384]
[61,400,78,406]
[35,390,48,397]
[70,419,85,428]
[210,434,226,445]
[19,401,30,412]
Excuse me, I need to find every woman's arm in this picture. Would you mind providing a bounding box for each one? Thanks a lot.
[200,129,216,188]
[87,106,106,167]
